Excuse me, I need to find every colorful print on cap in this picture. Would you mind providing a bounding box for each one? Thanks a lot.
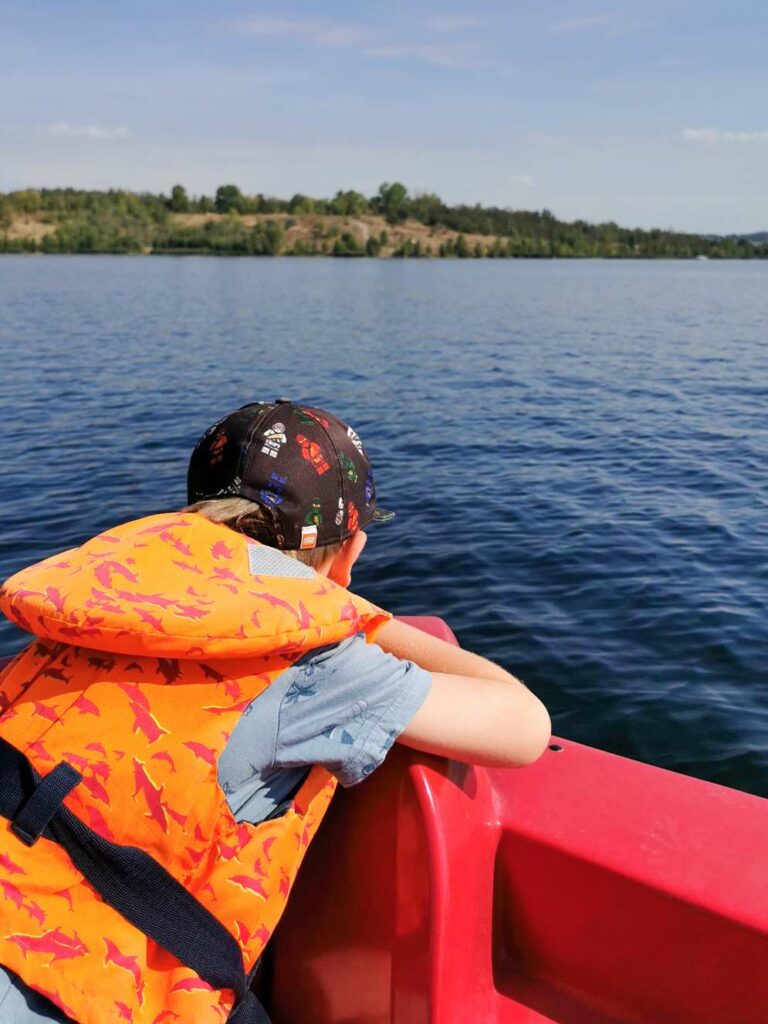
[261,422,287,458]
[297,434,330,475]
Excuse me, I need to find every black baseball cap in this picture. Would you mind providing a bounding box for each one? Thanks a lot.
[187,400,394,550]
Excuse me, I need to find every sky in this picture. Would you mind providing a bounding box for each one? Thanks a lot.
[1,0,767,233]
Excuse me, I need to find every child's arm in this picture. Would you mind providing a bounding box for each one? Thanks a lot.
[374,618,551,769]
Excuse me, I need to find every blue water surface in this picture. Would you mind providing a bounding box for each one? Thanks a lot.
[1,255,766,795]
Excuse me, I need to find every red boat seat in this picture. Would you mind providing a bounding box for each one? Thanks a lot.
[265,616,768,1024]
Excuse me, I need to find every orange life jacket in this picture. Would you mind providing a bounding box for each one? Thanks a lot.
[0,512,390,1024]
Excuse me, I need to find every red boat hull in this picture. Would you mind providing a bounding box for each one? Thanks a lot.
[266,616,768,1024]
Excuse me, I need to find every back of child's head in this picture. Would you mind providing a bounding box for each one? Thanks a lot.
[185,400,394,565]
[185,496,344,569]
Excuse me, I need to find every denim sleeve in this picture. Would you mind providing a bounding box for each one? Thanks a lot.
[274,633,432,787]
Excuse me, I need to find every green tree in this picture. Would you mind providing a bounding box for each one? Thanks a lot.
[251,220,283,255]
[289,194,314,215]
[375,182,409,224]
[215,185,244,214]
[455,234,470,258]
[169,185,189,212]
[409,192,442,224]
[329,190,369,216]
[332,231,363,257]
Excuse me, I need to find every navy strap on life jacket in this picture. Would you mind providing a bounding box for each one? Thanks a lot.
[0,736,270,1024]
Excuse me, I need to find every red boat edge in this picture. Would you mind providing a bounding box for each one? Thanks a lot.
[266,616,768,1024]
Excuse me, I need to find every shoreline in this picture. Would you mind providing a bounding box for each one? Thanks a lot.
[3,202,766,260]
[0,250,763,261]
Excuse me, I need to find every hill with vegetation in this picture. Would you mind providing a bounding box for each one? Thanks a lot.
[1,183,766,259]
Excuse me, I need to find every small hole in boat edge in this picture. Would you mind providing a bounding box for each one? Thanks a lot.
[548,743,563,752]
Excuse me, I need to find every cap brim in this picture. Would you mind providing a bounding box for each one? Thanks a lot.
[370,507,396,523]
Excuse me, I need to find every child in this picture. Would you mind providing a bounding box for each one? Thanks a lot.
[0,400,550,1024]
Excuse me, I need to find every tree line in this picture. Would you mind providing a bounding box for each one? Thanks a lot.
[0,183,765,259]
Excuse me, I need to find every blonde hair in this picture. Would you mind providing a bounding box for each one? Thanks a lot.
[182,497,344,570]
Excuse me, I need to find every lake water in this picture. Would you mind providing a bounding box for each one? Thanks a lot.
[1,255,766,796]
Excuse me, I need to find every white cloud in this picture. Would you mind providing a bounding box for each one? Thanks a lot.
[47,122,131,140]
[227,16,373,47]
[226,16,300,36]
[682,128,768,144]
[0,122,131,141]
[225,14,488,68]
[510,174,536,190]
[226,14,487,67]
[551,13,646,33]
[364,42,482,68]
[425,16,479,33]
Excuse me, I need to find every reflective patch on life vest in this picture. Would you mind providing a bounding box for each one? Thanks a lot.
[247,544,314,579]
